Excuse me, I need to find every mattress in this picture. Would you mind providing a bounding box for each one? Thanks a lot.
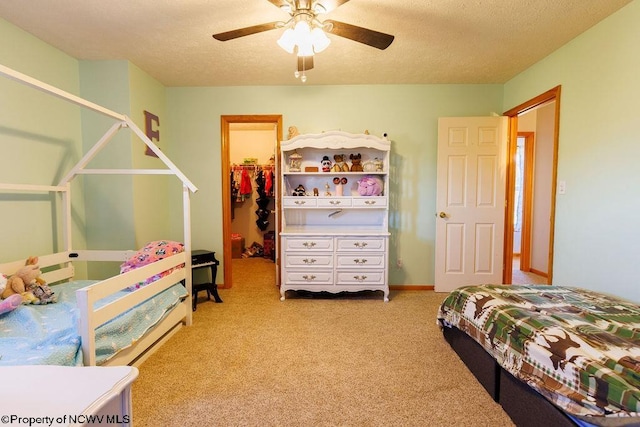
[0,279,187,366]
[437,285,640,423]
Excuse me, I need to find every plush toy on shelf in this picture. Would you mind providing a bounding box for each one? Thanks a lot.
[349,153,364,172]
[357,176,384,196]
[331,154,349,172]
[292,184,306,196]
[320,156,332,172]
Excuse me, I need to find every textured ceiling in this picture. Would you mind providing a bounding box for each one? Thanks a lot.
[0,0,632,87]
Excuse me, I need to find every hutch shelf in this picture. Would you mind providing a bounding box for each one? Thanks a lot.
[279,131,391,301]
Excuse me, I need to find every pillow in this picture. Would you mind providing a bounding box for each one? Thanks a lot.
[120,240,185,291]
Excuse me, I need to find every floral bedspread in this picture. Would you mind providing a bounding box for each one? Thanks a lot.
[437,285,640,423]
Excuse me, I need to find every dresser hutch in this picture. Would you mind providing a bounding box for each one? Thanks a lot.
[279,130,390,301]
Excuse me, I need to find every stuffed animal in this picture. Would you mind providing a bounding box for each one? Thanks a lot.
[357,176,384,196]
[350,153,364,172]
[321,155,332,172]
[25,256,46,286]
[2,264,41,299]
[331,154,349,172]
[292,184,306,196]
[28,282,57,304]
[0,294,22,316]
[1,262,56,304]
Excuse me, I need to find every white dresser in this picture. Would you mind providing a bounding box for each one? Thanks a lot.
[279,131,390,301]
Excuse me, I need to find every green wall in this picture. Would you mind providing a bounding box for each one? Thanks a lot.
[165,84,504,285]
[503,0,640,301]
[0,19,172,279]
[0,19,86,275]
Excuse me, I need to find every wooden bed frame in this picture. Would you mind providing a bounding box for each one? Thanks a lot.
[0,63,198,367]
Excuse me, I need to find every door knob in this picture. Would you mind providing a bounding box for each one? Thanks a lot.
[438,212,447,218]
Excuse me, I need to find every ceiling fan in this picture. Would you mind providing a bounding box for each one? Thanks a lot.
[212,0,395,81]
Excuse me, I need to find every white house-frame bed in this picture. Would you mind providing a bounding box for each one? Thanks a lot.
[0,64,197,367]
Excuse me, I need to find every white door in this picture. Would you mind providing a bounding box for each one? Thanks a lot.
[434,117,508,293]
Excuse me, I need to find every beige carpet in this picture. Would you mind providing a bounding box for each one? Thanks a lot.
[512,256,548,285]
[132,258,514,426]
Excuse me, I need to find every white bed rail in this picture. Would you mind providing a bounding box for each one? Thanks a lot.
[76,252,188,366]
[0,251,74,284]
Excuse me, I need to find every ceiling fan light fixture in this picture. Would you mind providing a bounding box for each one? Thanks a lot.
[277,19,330,57]
[277,28,296,54]
[310,27,330,53]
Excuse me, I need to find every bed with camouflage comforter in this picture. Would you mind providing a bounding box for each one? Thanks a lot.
[437,285,640,426]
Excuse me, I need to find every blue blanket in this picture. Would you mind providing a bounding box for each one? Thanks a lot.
[0,280,187,366]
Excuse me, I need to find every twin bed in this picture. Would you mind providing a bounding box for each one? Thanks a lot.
[0,249,189,367]
[438,284,640,427]
[0,64,197,368]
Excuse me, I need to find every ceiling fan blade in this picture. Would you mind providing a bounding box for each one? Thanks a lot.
[324,20,394,50]
[297,55,314,71]
[213,22,281,41]
[316,0,351,13]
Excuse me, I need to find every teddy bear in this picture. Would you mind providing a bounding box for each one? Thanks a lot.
[349,153,364,172]
[1,262,57,304]
[2,264,40,299]
[331,154,350,172]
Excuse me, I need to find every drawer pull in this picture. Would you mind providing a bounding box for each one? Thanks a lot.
[294,200,306,205]
[353,242,368,249]
[364,200,377,205]
[353,275,367,282]
[303,258,317,264]
[354,259,368,265]
[303,241,317,248]
[329,200,341,205]
[302,275,317,281]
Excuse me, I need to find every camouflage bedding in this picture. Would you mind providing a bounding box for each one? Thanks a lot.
[437,285,640,423]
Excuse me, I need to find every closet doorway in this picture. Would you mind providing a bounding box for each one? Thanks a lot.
[220,115,283,288]
[503,86,560,285]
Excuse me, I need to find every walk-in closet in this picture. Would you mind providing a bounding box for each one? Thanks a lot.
[229,123,277,265]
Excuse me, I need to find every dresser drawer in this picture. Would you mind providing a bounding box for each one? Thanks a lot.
[336,270,385,285]
[283,270,334,285]
[284,253,334,268]
[352,197,387,208]
[316,198,352,208]
[336,237,386,252]
[284,237,333,251]
[283,197,317,207]
[336,253,385,269]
